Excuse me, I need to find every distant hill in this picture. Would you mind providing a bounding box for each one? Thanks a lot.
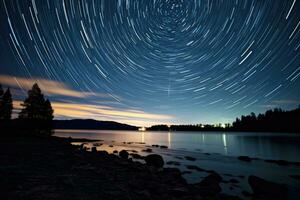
[53,119,138,130]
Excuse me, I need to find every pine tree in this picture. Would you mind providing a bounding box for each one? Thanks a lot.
[19,83,53,120]
[0,88,13,120]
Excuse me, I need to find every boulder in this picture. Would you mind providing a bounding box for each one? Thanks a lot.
[119,150,129,159]
[194,173,222,196]
[248,175,287,200]
[145,154,164,168]
[160,145,168,149]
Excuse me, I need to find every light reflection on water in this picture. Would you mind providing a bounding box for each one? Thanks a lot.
[55,130,300,199]
[55,130,300,162]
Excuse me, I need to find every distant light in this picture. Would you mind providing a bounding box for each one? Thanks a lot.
[138,127,146,132]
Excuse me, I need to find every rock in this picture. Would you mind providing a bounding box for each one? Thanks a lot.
[184,156,196,161]
[248,175,288,200]
[238,156,252,162]
[186,165,205,172]
[109,145,114,147]
[174,156,183,160]
[160,145,168,149]
[166,161,181,166]
[151,144,159,148]
[113,150,118,154]
[194,173,222,196]
[162,168,186,184]
[142,148,152,153]
[130,153,144,160]
[119,150,129,159]
[91,147,97,152]
[145,154,164,168]
[97,150,109,157]
[93,143,102,147]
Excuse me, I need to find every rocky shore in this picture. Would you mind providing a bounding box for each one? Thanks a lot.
[0,136,288,200]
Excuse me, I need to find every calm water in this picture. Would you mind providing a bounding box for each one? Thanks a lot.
[55,130,300,199]
[55,130,300,162]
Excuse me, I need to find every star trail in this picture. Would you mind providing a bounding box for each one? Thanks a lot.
[0,0,299,126]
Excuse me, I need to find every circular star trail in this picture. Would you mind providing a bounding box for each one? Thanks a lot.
[0,0,300,124]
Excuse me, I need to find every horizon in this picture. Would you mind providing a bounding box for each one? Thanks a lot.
[1,0,300,126]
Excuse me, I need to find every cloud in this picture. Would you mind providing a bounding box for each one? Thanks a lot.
[0,74,103,98]
[13,100,173,127]
[2,74,174,126]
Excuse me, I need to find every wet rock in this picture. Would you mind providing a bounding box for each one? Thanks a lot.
[91,147,97,152]
[174,156,183,160]
[238,156,252,162]
[160,145,168,149]
[119,150,129,159]
[97,150,109,157]
[151,144,159,148]
[130,153,144,160]
[113,150,118,154]
[184,156,196,161]
[142,148,152,153]
[193,173,222,196]
[161,168,186,184]
[166,161,181,166]
[186,165,205,172]
[93,143,102,147]
[248,175,288,200]
[144,154,164,168]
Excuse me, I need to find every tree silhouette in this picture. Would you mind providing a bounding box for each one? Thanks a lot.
[18,83,54,136]
[0,88,13,120]
[19,83,53,120]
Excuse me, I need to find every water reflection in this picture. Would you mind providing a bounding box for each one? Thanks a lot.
[168,132,171,148]
[222,133,228,155]
[55,130,300,162]
[141,131,145,143]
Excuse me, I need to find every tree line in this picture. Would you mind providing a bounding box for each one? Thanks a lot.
[148,106,300,133]
[0,83,54,136]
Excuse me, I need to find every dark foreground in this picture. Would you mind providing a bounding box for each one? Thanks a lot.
[0,136,288,200]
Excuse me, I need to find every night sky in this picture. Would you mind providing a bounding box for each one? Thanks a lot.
[0,0,299,126]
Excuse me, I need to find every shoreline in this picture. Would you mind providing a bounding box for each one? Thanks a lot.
[0,135,293,199]
[0,135,241,200]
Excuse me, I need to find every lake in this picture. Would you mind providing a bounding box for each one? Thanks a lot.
[55,130,300,199]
